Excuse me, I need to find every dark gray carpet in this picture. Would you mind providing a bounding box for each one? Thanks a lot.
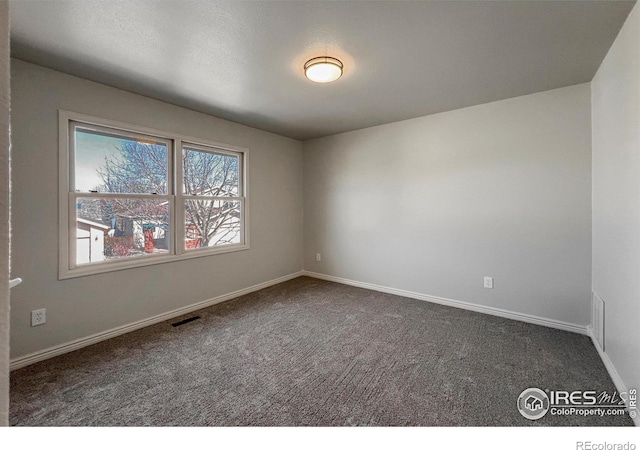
[10,277,633,426]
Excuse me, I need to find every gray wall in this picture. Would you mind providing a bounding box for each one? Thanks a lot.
[304,84,592,327]
[592,2,640,399]
[10,59,304,359]
[0,0,9,426]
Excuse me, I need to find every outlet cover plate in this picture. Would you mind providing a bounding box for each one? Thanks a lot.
[31,308,46,326]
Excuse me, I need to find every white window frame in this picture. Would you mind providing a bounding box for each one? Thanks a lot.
[59,110,250,279]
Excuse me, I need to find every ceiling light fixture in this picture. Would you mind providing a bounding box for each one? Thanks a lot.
[304,56,343,83]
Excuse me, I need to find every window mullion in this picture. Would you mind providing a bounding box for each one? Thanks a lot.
[70,192,171,200]
[175,138,184,256]
[182,195,244,201]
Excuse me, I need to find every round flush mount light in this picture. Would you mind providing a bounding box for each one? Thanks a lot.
[304,56,343,83]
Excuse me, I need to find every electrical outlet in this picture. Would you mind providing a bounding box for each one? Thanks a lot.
[316,253,322,262]
[484,277,494,289]
[31,308,46,326]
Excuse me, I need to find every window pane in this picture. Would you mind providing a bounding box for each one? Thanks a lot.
[183,147,239,196]
[76,197,170,264]
[184,200,241,250]
[74,126,168,194]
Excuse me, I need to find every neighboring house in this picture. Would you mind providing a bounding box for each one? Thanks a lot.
[78,197,242,253]
[76,218,109,264]
[114,215,168,251]
[77,198,168,258]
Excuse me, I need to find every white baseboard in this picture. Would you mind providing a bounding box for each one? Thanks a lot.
[10,271,305,371]
[587,325,640,427]
[302,271,589,336]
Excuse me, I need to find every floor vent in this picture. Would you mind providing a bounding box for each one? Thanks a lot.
[171,316,201,327]
[592,292,605,352]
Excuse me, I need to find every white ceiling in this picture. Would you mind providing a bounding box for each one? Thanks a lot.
[9,0,636,140]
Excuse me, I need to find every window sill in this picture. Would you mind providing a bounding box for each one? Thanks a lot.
[59,243,250,280]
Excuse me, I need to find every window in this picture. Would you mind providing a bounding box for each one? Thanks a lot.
[59,111,249,278]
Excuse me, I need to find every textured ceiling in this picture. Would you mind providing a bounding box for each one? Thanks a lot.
[9,0,636,140]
